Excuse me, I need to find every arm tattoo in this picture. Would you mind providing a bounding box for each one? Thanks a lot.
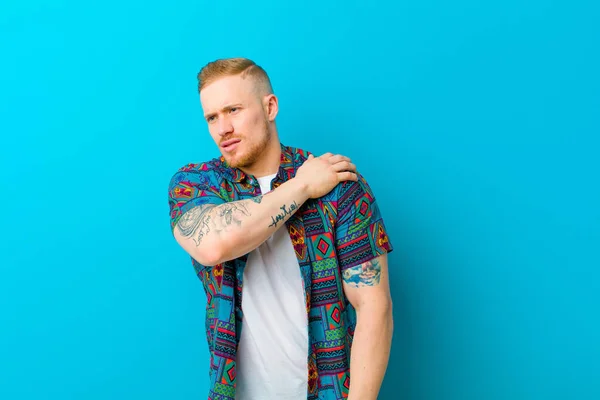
[176,204,216,246]
[176,201,252,246]
[251,190,272,204]
[214,202,251,227]
[268,201,299,228]
[250,195,263,204]
[342,258,382,287]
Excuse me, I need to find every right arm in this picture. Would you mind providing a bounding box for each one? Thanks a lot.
[174,177,309,266]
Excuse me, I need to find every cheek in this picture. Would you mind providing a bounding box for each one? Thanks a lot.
[242,110,266,130]
[251,109,267,125]
[207,125,220,142]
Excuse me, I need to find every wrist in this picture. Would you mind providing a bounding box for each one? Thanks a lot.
[289,176,310,202]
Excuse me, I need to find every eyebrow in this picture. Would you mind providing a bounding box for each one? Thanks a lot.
[204,103,243,120]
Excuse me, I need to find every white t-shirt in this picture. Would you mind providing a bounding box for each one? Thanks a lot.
[235,174,309,400]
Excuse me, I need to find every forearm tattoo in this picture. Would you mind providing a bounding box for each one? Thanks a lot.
[214,202,251,228]
[176,201,252,246]
[250,195,263,204]
[268,201,299,228]
[342,258,382,287]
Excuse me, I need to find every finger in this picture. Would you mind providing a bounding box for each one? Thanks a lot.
[307,154,314,160]
[328,154,351,164]
[320,152,334,159]
[337,171,358,182]
[332,161,356,172]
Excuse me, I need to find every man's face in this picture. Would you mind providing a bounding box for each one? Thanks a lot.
[200,74,272,169]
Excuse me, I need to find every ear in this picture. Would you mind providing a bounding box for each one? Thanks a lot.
[263,94,279,122]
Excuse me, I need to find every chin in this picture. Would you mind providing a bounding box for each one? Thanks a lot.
[221,141,264,169]
[223,152,247,169]
[222,154,237,167]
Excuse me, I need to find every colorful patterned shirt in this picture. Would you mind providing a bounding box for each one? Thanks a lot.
[167,144,393,400]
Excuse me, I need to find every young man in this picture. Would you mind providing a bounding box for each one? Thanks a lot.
[167,58,394,400]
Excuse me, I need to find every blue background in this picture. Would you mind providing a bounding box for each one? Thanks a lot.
[1,0,598,399]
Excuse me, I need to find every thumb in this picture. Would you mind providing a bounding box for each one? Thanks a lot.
[307,154,314,160]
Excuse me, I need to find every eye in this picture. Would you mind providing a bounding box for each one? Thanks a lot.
[207,116,216,123]
[230,107,239,113]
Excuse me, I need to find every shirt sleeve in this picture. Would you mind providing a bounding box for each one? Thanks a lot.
[334,173,394,271]
[167,166,226,234]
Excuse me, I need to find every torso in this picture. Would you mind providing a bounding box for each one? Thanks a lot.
[235,173,309,400]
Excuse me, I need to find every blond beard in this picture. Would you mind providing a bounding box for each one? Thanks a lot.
[226,123,272,169]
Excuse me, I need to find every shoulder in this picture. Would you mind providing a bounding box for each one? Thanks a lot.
[283,144,374,201]
[168,157,227,191]
[291,146,312,158]
[334,172,376,211]
[339,172,374,196]
[171,156,226,176]
[282,144,313,164]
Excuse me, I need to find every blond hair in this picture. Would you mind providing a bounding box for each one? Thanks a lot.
[197,57,273,95]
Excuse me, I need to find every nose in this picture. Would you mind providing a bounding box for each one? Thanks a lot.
[217,115,234,137]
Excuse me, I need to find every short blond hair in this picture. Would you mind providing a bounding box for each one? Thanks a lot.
[197,57,273,95]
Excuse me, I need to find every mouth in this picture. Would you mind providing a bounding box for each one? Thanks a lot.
[220,138,241,152]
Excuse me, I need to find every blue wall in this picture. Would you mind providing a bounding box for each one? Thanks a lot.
[1,1,598,399]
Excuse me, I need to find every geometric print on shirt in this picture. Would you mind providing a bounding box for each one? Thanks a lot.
[168,143,393,400]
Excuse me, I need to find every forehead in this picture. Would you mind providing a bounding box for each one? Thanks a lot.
[200,74,257,112]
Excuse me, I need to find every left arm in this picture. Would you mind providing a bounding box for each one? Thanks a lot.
[343,253,393,400]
